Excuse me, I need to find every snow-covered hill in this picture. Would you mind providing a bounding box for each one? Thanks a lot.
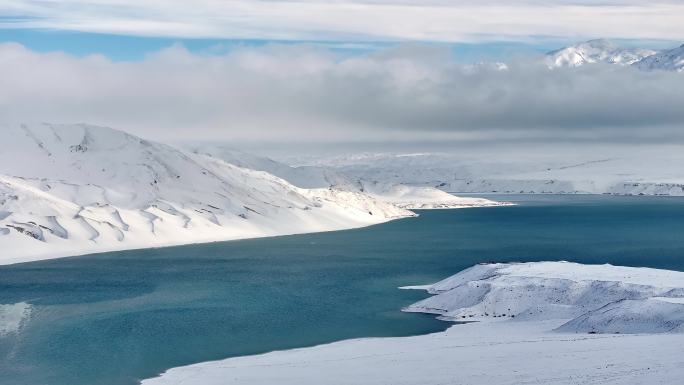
[0,123,417,264]
[546,39,657,68]
[633,44,684,72]
[405,262,684,333]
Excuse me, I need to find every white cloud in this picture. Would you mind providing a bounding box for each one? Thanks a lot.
[1,1,684,42]
[1,42,683,144]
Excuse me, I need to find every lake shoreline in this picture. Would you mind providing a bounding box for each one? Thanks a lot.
[2,197,511,266]
[143,261,684,385]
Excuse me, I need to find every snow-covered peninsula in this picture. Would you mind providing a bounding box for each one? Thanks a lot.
[0,123,505,265]
[143,262,684,385]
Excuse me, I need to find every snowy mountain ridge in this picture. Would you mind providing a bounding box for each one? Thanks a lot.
[633,44,684,72]
[546,39,657,68]
[545,39,684,72]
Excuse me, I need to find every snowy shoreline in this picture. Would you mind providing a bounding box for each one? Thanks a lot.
[0,218,397,266]
[143,262,684,385]
[1,198,510,266]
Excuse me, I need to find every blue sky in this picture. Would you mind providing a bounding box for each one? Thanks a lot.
[1,1,683,61]
[0,28,570,62]
[3,29,680,62]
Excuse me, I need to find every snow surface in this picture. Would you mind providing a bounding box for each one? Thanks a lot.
[546,39,657,68]
[557,298,684,334]
[633,44,684,72]
[405,262,684,329]
[143,262,684,385]
[142,320,684,385]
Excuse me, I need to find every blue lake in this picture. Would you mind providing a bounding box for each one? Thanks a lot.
[2,195,684,385]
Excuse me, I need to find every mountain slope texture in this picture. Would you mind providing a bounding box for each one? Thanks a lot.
[633,44,684,72]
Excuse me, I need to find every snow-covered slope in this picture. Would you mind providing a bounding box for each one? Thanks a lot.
[405,262,684,333]
[192,146,508,209]
[143,262,684,385]
[546,39,657,68]
[633,44,684,72]
[0,123,414,264]
[192,146,362,190]
[557,298,684,334]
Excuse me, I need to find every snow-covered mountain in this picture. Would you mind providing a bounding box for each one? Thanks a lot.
[0,123,417,264]
[633,44,684,72]
[545,39,684,72]
[546,39,657,68]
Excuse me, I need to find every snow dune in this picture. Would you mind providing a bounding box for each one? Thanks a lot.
[143,262,684,385]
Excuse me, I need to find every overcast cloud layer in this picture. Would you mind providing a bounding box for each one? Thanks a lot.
[2,1,684,42]
[1,42,683,143]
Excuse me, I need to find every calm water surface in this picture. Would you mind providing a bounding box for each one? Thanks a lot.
[2,195,684,385]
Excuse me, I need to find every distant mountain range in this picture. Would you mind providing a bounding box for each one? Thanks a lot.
[546,39,684,72]
[287,149,684,196]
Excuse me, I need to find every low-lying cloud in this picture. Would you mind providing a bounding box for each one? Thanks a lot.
[1,42,683,143]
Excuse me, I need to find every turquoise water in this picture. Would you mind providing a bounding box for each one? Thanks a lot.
[2,195,684,385]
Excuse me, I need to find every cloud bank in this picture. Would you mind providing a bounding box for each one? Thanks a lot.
[1,1,684,42]
[0,42,683,143]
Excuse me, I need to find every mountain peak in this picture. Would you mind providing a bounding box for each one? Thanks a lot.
[546,39,657,68]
